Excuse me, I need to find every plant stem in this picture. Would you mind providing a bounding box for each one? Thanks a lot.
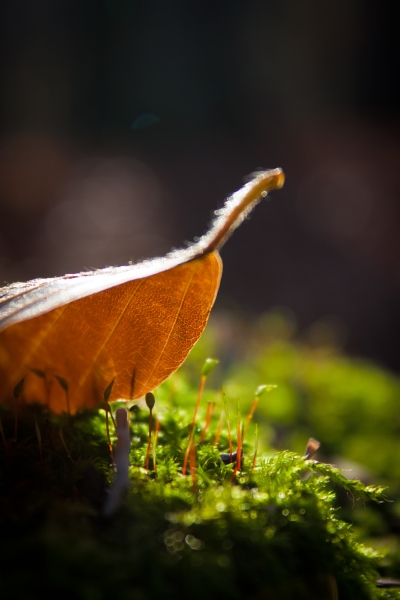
[145,407,153,470]
[183,374,206,475]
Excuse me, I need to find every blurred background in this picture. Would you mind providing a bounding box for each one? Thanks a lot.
[0,0,399,371]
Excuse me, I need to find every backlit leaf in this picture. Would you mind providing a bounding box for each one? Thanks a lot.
[0,169,284,413]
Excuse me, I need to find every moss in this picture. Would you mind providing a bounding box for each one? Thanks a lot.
[0,377,396,600]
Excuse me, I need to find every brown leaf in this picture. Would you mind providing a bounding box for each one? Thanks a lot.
[0,169,284,413]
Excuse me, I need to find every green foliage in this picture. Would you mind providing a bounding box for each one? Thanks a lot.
[191,312,400,491]
[0,380,397,600]
[307,461,389,504]
[185,312,400,583]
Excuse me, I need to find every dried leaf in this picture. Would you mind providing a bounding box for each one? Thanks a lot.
[0,169,284,413]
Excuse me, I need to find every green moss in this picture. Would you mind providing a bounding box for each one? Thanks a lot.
[0,375,396,600]
[195,313,400,491]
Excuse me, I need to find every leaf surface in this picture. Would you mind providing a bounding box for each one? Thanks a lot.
[0,169,284,412]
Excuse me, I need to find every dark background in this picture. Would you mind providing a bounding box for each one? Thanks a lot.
[0,1,399,370]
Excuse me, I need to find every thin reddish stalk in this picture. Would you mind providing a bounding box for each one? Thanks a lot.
[200,401,216,442]
[200,402,211,442]
[223,395,233,462]
[182,375,206,475]
[236,418,242,471]
[105,411,116,469]
[153,418,160,471]
[243,396,259,441]
[145,407,153,470]
[213,408,224,446]
[109,409,117,432]
[182,426,194,476]
[189,442,197,492]
[251,425,259,472]
[231,419,243,483]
